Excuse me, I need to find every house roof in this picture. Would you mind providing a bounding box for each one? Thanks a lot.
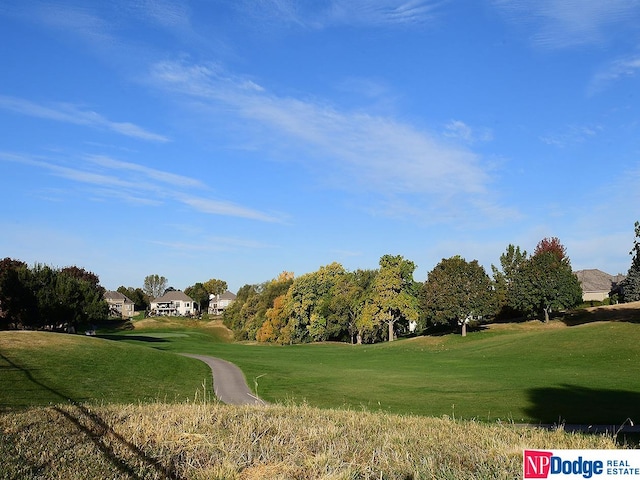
[219,290,237,300]
[209,290,237,301]
[104,290,133,303]
[152,290,195,303]
[574,269,626,293]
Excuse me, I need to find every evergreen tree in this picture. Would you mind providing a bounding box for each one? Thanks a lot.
[621,221,640,302]
[491,244,527,319]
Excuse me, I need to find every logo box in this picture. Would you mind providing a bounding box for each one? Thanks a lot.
[524,450,640,479]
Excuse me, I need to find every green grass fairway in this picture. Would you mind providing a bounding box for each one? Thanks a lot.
[0,331,212,409]
[102,314,640,425]
[3,311,640,425]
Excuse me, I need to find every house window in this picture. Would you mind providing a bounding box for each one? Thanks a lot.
[185,302,190,308]
[175,301,181,308]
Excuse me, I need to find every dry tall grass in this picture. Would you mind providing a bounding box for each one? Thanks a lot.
[0,402,620,479]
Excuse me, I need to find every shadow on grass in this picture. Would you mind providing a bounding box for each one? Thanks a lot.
[525,383,640,426]
[0,352,181,480]
[561,305,640,326]
[421,322,490,337]
[98,334,170,343]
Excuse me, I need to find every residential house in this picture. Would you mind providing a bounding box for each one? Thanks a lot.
[574,269,626,302]
[208,290,237,315]
[150,290,198,316]
[104,290,135,318]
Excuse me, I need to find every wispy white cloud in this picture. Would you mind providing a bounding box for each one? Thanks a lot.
[236,0,444,29]
[325,0,444,27]
[443,120,493,144]
[127,0,192,30]
[85,155,202,188]
[0,0,202,71]
[588,55,640,95]
[33,2,115,45]
[492,0,640,49]
[0,151,281,223]
[336,77,393,100]
[176,195,282,223]
[7,0,193,38]
[151,60,491,192]
[0,95,169,142]
[147,59,513,223]
[539,124,600,148]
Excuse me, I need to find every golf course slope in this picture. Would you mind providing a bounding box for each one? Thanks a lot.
[1,304,639,478]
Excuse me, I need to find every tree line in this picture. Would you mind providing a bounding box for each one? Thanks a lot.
[0,260,108,330]
[2,222,639,335]
[224,232,640,344]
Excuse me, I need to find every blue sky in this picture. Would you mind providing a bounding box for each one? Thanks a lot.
[1,1,639,293]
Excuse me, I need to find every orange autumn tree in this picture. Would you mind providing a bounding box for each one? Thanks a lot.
[256,293,288,343]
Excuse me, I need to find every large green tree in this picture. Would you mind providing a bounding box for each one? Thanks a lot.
[184,282,209,312]
[284,262,346,343]
[203,278,228,295]
[423,256,495,336]
[116,286,149,311]
[361,255,419,342]
[223,284,258,338]
[61,266,104,295]
[143,274,168,299]
[223,272,293,341]
[30,264,108,329]
[620,221,640,302]
[204,278,229,315]
[509,238,582,322]
[328,269,376,344]
[491,244,527,319]
[0,258,35,328]
[1,260,108,330]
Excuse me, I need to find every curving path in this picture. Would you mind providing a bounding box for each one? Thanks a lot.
[180,354,266,406]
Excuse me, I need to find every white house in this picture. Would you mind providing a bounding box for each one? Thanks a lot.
[150,290,198,316]
[208,290,237,315]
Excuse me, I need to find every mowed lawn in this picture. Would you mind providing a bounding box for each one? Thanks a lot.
[2,312,640,424]
[104,316,640,425]
[0,331,212,409]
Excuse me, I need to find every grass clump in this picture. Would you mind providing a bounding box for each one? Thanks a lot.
[0,402,621,479]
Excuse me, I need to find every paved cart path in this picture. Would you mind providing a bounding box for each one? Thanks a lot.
[180,353,266,406]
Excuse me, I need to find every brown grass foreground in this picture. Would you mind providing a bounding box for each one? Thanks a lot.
[0,402,621,480]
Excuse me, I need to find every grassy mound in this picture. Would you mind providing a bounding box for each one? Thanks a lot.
[0,402,622,480]
[0,331,212,408]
